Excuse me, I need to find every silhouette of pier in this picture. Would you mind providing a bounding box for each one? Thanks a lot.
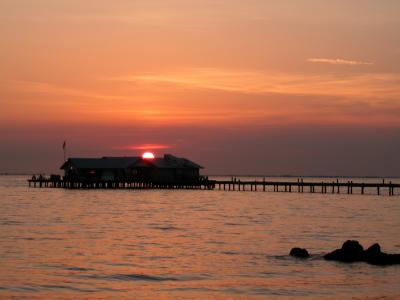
[28,176,215,190]
[28,177,398,196]
[213,178,398,196]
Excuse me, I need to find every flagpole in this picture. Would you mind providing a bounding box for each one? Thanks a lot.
[63,140,66,162]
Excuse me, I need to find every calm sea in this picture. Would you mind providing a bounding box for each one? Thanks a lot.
[0,175,399,299]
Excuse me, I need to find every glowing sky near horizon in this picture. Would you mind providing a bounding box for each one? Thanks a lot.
[1,0,400,175]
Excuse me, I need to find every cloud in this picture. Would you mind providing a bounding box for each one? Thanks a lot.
[307,58,373,66]
[6,80,132,102]
[116,144,174,150]
[4,68,399,128]
[110,68,400,100]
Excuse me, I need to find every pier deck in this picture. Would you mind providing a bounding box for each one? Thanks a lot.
[28,178,215,190]
[28,178,399,196]
[214,179,398,196]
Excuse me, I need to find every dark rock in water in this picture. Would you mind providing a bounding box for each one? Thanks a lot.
[363,243,381,262]
[362,243,382,265]
[381,254,400,265]
[324,241,400,265]
[324,240,364,262]
[323,249,344,261]
[290,247,310,258]
[363,244,400,265]
[342,240,364,254]
[365,243,381,256]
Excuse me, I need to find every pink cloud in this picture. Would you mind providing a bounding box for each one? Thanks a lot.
[116,144,174,150]
[307,58,373,66]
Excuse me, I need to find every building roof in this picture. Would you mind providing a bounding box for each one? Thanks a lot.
[151,155,202,169]
[60,154,203,169]
[60,157,139,170]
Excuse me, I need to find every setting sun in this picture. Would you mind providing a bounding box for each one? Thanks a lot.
[142,152,155,159]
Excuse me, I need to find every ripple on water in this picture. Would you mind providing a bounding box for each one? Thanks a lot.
[64,267,95,272]
[75,272,210,282]
[110,273,178,281]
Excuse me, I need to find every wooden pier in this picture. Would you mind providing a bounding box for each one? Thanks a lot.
[28,178,215,190]
[28,177,399,196]
[213,178,398,196]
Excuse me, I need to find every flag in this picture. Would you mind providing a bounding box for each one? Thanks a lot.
[62,140,66,150]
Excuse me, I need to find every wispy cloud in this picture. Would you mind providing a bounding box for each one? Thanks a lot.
[4,69,399,127]
[307,58,373,66]
[117,144,174,150]
[110,68,399,99]
[6,80,132,102]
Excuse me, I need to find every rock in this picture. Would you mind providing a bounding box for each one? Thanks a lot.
[324,241,400,265]
[290,247,310,258]
[382,254,400,265]
[363,244,400,265]
[324,240,364,262]
[323,248,344,261]
[365,243,381,255]
[342,240,364,256]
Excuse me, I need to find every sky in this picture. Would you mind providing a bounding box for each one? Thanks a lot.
[1,0,400,176]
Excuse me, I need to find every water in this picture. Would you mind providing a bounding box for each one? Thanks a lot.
[0,175,399,299]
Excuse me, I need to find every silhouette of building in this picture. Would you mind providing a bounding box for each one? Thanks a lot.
[60,154,202,183]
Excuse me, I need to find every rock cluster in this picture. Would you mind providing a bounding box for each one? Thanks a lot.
[324,240,400,265]
[289,240,400,265]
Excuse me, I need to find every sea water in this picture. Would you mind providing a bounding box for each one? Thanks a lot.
[0,175,399,299]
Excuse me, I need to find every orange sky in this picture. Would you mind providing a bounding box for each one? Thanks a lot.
[1,0,400,175]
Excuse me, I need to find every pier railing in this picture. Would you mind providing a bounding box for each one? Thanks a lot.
[213,178,398,196]
[27,177,398,196]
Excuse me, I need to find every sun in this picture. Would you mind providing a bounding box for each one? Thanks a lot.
[142,152,155,159]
